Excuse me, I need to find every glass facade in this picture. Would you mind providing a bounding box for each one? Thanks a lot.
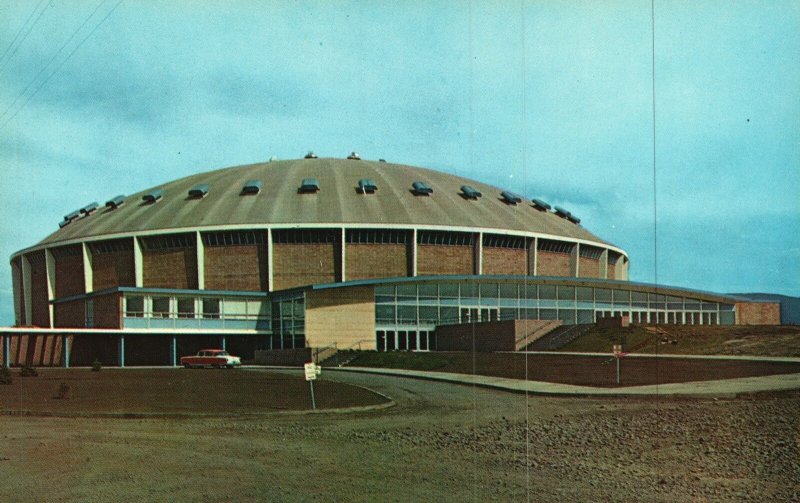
[121,292,306,348]
[375,281,736,338]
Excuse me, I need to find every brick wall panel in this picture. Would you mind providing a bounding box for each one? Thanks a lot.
[578,257,601,279]
[204,244,268,291]
[142,248,198,289]
[273,243,339,290]
[346,243,408,280]
[736,302,780,325]
[53,245,85,298]
[417,245,473,276]
[54,300,85,328]
[93,293,122,329]
[28,251,50,327]
[93,248,135,290]
[536,251,572,277]
[482,247,527,275]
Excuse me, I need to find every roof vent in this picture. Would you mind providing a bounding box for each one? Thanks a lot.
[378,158,386,163]
[58,219,70,229]
[358,179,377,194]
[304,151,318,159]
[299,178,320,193]
[531,198,551,211]
[501,191,523,205]
[269,156,278,162]
[142,189,163,203]
[241,180,262,195]
[460,185,482,200]
[64,210,80,222]
[411,181,433,195]
[188,183,209,198]
[80,202,99,216]
[554,206,581,223]
[347,152,361,160]
[105,195,125,209]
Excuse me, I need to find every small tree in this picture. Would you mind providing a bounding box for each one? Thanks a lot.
[0,367,12,385]
[19,364,38,377]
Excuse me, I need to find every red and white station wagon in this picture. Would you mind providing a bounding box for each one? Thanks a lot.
[180,349,241,369]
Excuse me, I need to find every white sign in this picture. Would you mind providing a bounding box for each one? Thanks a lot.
[304,362,321,381]
[612,344,622,355]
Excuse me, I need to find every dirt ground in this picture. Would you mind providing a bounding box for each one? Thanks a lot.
[351,352,800,387]
[561,324,800,356]
[1,370,798,502]
[0,368,388,415]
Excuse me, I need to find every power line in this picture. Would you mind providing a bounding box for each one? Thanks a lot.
[0,0,110,124]
[0,0,51,77]
[0,0,48,66]
[0,0,125,132]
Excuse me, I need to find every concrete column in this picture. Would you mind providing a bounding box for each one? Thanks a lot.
[171,336,177,366]
[2,336,10,368]
[62,335,70,368]
[340,227,347,282]
[196,231,205,290]
[22,255,32,326]
[475,232,483,275]
[529,237,538,276]
[411,229,418,277]
[11,260,22,326]
[267,228,274,291]
[572,243,580,277]
[220,335,227,351]
[133,237,144,287]
[45,249,56,328]
[118,335,125,367]
[82,243,93,293]
[599,249,609,279]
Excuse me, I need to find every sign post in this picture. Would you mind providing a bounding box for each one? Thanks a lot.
[304,362,322,410]
[612,344,625,385]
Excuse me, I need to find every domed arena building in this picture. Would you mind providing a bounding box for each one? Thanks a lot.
[2,155,780,366]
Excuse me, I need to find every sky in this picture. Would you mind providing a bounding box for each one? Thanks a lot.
[0,0,798,326]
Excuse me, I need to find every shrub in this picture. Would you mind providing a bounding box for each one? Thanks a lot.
[19,365,38,377]
[91,359,102,372]
[0,367,12,385]
[55,381,71,399]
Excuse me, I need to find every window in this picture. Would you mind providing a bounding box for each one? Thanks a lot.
[483,234,526,249]
[152,297,170,318]
[346,229,410,244]
[538,239,575,254]
[202,298,221,319]
[272,229,339,244]
[125,296,144,317]
[202,231,265,246]
[417,230,473,246]
[140,233,196,250]
[579,245,604,260]
[85,300,94,328]
[177,298,195,319]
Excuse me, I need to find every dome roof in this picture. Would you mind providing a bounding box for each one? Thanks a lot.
[37,158,618,249]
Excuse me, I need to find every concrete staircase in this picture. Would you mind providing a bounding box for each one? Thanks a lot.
[526,324,594,351]
[514,320,563,351]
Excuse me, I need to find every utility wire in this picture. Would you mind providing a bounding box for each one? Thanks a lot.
[0,0,110,124]
[0,0,48,67]
[0,0,51,77]
[0,0,125,133]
